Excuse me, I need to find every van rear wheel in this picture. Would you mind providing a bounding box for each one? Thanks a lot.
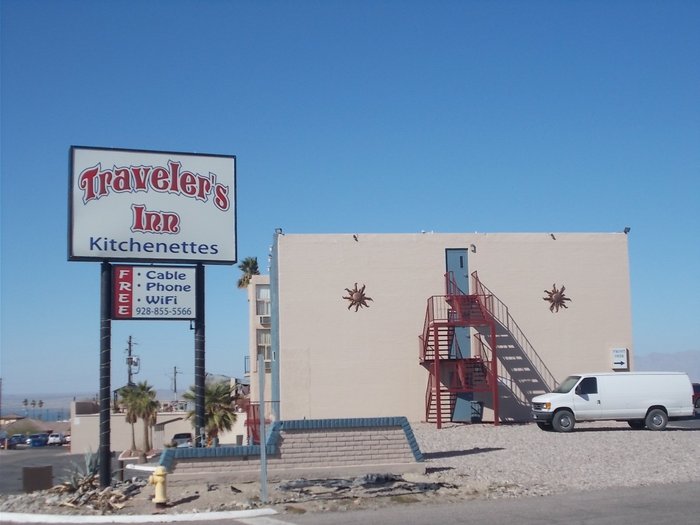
[552,410,575,432]
[645,409,668,431]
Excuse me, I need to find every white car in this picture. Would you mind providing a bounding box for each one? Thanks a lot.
[171,432,193,447]
[47,432,65,446]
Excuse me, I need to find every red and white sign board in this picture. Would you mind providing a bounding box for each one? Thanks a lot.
[69,147,236,264]
[113,266,196,320]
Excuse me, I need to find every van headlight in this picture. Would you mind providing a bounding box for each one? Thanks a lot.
[542,402,551,410]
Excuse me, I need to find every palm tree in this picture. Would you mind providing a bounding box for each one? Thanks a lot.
[237,257,259,288]
[31,400,36,418]
[183,380,238,445]
[146,407,158,452]
[22,398,28,415]
[38,400,44,420]
[118,386,140,452]
[136,382,158,453]
[119,381,158,454]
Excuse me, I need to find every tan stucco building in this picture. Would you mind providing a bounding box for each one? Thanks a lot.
[248,232,633,425]
[70,401,248,455]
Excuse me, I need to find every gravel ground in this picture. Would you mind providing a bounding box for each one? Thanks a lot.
[412,421,700,498]
[1,421,698,516]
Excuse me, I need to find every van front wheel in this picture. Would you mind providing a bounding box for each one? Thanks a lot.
[645,409,668,431]
[552,410,575,432]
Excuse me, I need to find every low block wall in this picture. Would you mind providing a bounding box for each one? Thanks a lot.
[160,417,424,483]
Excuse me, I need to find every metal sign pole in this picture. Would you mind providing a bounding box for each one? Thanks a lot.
[258,353,268,503]
[99,262,112,487]
[194,264,206,446]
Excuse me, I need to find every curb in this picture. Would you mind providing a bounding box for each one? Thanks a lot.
[0,508,277,523]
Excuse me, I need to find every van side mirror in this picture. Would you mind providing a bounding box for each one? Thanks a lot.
[575,386,582,395]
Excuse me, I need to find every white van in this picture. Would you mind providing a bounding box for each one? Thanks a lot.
[531,372,694,432]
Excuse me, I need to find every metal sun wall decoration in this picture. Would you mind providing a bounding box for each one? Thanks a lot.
[343,283,373,312]
[543,284,571,313]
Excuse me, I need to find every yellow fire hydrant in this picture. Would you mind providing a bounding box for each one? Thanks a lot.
[148,466,168,507]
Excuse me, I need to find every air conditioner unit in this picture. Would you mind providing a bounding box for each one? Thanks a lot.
[259,316,271,325]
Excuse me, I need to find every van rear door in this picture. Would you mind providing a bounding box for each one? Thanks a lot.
[573,376,602,419]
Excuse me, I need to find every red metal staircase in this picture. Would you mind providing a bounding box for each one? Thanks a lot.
[419,273,499,428]
[420,271,558,427]
[245,401,277,445]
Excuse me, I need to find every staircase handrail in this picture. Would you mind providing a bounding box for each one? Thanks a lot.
[474,333,529,405]
[420,297,434,360]
[471,271,558,391]
[421,296,460,360]
[445,271,467,295]
[425,374,433,421]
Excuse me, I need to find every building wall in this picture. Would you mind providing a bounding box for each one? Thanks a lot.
[271,232,633,422]
[247,275,274,410]
[70,403,248,454]
[164,417,424,483]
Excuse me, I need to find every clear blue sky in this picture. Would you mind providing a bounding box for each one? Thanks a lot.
[1,1,698,397]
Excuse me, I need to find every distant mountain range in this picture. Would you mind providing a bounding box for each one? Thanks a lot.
[635,350,700,382]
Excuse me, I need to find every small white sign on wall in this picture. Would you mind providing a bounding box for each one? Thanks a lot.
[611,348,629,370]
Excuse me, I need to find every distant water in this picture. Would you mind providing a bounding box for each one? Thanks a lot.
[2,406,71,422]
[1,389,188,422]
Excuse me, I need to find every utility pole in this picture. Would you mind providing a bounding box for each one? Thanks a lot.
[125,336,139,386]
[172,366,181,400]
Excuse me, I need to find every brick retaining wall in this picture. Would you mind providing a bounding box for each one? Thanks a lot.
[161,417,424,483]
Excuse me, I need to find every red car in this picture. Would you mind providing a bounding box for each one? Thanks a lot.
[693,383,700,410]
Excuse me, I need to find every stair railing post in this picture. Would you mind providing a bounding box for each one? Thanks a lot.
[433,322,442,429]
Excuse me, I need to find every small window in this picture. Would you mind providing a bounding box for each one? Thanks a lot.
[256,329,272,372]
[577,377,598,395]
[255,285,271,316]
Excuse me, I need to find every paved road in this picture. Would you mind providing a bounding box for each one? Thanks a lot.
[0,445,78,495]
[2,482,697,525]
[0,445,126,495]
[263,482,700,525]
[668,416,700,430]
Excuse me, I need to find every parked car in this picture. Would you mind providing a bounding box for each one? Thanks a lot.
[171,432,193,447]
[10,434,26,448]
[48,432,66,446]
[27,433,49,447]
[693,383,700,409]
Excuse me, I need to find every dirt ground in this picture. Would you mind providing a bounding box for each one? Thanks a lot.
[119,472,466,516]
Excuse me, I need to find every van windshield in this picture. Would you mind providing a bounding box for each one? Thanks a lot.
[553,375,580,393]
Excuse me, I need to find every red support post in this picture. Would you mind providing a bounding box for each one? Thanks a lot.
[433,323,442,429]
[490,323,499,426]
